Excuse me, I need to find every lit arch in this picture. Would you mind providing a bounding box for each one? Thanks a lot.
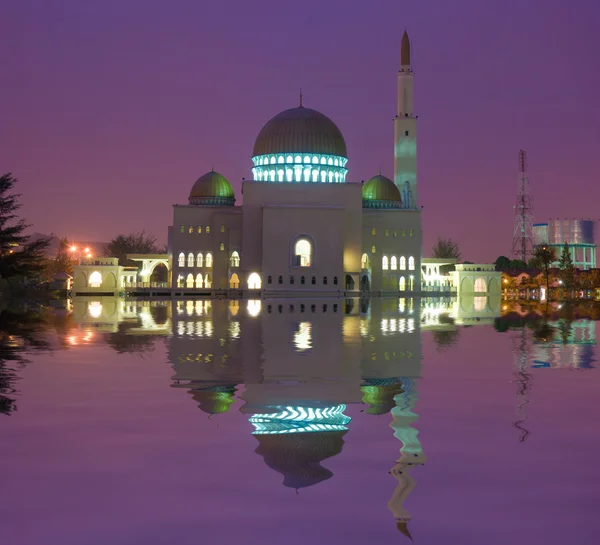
[408,256,415,270]
[229,273,240,289]
[186,273,194,288]
[230,251,240,267]
[205,253,213,267]
[361,253,370,269]
[178,253,185,267]
[399,277,406,291]
[474,277,486,292]
[195,273,203,288]
[293,238,312,267]
[196,253,203,267]
[400,256,406,270]
[382,256,389,270]
[391,256,397,270]
[88,271,102,288]
[187,253,194,267]
[248,273,262,290]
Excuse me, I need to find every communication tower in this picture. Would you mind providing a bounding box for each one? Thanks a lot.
[512,149,534,261]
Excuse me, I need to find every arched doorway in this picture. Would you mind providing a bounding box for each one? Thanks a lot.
[248,273,262,290]
[361,275,370,291]
[229,273,240,289]
[151,263,168,283]
[345,275,355,290]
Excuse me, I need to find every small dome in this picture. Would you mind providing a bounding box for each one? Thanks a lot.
[362,174,402,209]
[189,170,235,206]
[253,106,347,158]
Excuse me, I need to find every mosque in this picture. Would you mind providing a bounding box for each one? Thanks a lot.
[169,31,421,294]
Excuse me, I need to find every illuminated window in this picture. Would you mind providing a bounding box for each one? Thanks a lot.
[206,253,213,267]
[393,230,397,237]
[400,276,406,291]
[371,228,376,236]
[188,226,194,234]
[474,278,486,292]
[371,245,376,254]
[220,224,225,233]
[248,273,262,290]
[178,253,185,267]
[333,276,338,285]
[294,238,312,267]
[204,274,212,288]
[409,229,414,237]
[206,226,210,234]
[196,273,203,288]
[400,256,406,270]
[220,243,225,251]
[278,169,284,181]
[187,253,194,267]
[186,273,194,288]
[177,274,185,287]
[382,256,389,270]
[391,256,398,270]
[180,225,185,233]
[229,273,240,289]
[88,271,102,288]
[230,251,240,267]
[197,226,202,233]
[385,230,389,237]
[361,253,370,269]
[196,253,203,267]
[402,229,406,237]
[408,256,415,270]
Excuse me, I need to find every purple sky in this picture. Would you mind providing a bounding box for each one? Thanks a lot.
[2,0,600,261]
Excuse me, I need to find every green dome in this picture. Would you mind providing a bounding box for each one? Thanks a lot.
[189,170,235,206]
[362,175,402,209]
[253,106,347,158]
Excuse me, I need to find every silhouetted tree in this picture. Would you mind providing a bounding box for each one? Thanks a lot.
[494,255,511,271]
[533,244,557,300]
[105,231,162,265]
[45,237,73,278]
[558,243,575,294]
[432,237,461,261]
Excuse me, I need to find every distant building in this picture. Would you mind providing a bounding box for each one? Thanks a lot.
[533,219,596,270]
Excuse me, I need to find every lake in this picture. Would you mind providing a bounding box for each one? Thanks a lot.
[1,297,599,544]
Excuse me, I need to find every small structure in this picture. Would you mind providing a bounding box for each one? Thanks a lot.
[421,258,457,292]
[449,264,502,296]
[50,272,72,292]
[72,257,135,296]
[126,254,169,285]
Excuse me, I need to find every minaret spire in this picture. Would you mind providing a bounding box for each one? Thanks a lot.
[299,89,303,108]
[401,31,411,67]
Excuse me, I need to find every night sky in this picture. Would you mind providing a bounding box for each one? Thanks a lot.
[3,0,599,261]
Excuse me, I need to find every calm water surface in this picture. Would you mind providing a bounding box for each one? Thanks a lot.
[1,298,599,544]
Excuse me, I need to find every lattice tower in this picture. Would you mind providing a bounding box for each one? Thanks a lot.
[512,149,534,261]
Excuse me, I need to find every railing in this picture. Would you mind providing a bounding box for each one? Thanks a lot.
[123,282,170,289]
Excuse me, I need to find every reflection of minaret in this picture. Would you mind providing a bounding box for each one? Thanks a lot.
[388,378,425,540]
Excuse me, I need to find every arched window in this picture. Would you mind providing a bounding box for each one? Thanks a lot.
[278,275,283,284]
[333,276,338,285]
[180,226,185,233]
[294,238,312,267]
[229,273,240,289]
[88,271,102,288]
[267,275,272,284]
[205,253,213,267]
[391,256,398,270]
[188,226,194,234]
[474,277,486,292]
[301,276,305,284]
[400,277,406,291]
[196,253,203,267]
[197,226,202,233]
[371,228,376,236]
[230,251,240,267]
[220,243,225,251]
[385,229,389,237]
[177,274,185,287]
[187,253,194,267]
[178,253,185,267]
[382,256,389,270]
[204,274,212,288]
[361,253,370,269]
[290,276,295,284]
[220,224,225,233]
[408,256,415,270]
[248,273,262,290]
[323,276,328,285]
[206,226,210,234]
[311,276,316,285]
[186,273,194,288]
[400,256,406,270]
[371,245,376,254]
[196,273,203,288]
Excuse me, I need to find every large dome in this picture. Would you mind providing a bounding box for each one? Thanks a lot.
[362,174,402,209]
[253,106,347,157]
[189,170,235,206]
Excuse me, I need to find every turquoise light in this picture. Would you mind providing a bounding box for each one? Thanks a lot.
[249,405,351,434]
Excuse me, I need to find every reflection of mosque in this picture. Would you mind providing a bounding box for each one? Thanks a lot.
[168,297,424,537]
[532,320,596,369]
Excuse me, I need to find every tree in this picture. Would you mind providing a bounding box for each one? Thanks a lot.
[0,173,50,281]
[105,231,162,265]
[533,244,557,299]
[45,237,73,278]
[558,243,575,294]
[432,237,461,261]
[509,259,528,271]
[494,255,511,271]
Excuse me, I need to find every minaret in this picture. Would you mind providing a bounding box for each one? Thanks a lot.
[387,377,426,540]
[394,31,418,209]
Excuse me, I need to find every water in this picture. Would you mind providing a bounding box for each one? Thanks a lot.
[1,297,599,544]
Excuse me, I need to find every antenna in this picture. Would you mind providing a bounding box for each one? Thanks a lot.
[511,149,534,262]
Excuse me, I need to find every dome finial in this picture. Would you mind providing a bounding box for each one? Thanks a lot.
[299,88,303,108]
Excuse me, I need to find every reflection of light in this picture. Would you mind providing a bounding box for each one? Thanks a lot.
[360,319,369,337]
[83,331,93,342]
[399,298,406,312]
[250,405,351,434]
[88,301,103,318]
[186,301,194,316]
[229,300,239,316]
[247,299,261,317]
[474,297,487,312]
[68,335,77,345]
[294,322,312,351]
[229,321,240,338]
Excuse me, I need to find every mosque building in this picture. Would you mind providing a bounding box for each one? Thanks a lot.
[169,31,422,295]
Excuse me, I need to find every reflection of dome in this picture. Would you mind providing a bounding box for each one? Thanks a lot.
[361,382,404,415]
[253,107,347,157]
[189,170,235,206]
[254,431,347,489]
[362,175,402,209]
[251,106,348,183]
[188,385,237,415]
